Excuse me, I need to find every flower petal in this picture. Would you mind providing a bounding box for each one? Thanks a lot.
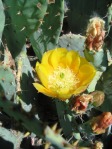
[33,83,57,98]
[77,64,96,86]
[49,48,67,68]
[66,50,80,74]
[41,50,53,66]
[35,62,53,88]
[57,91,73,100]
[73,86,87,95]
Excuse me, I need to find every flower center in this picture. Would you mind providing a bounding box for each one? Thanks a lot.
[48,66,79,93]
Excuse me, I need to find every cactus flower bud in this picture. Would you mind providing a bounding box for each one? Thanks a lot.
[92,141,103,149]
[85,17,105,52]
[90,91,105,107]
[72,94,93,114]
[91,112,112,134]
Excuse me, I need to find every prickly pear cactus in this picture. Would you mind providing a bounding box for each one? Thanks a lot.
[0,0,112,148]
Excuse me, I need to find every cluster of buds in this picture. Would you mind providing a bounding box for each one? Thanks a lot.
[72,91,104,114]
[85,17,105,52]
[91,112,112,134]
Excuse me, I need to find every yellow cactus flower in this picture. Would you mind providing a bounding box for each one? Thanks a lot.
[33,48,96,100]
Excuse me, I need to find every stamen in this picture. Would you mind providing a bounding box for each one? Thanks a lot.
[48,66,79,93]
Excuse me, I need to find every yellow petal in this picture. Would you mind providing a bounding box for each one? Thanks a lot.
[33,83,57,98]
[41,50,53,66]
[77,64,96,86]
[66,50,80,74]
[73,86,87,95]
[56,88,69,100]
[35,63,53,88]
[79,56,90,66]
[57,92,73,101]
[49,48,67,68]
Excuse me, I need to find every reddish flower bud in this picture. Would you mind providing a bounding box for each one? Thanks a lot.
[91,112,112,134]
[85,17,105,52]
[72,94,93,114]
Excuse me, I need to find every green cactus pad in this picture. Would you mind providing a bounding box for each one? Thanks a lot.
[96,64,112,112]
[84,49,108,72]
[0,65,16,100]
[30,0,64,60]
[15,47,38,112]
[4,0,48,36]
[58,33,85,56]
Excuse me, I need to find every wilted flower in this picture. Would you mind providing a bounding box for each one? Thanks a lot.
[91,112,112,134]
[33,48,96,100]
[85,17,105,51]
[72,94,93,114]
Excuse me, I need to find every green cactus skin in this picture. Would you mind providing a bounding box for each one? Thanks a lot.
[30,0,64,60]
[3,0,48,59]
[15,46,39,112]
[58,33,85,56]
[84,49,108,72]
[0,126,23,149]
[87,71,103,93]
[3,22,26,59]
[55,100,73,138]
[0,65,16,100]
[0,0,5,45]
[0,0,5,61]
[96,64,112,112]
[3,0,48,36]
